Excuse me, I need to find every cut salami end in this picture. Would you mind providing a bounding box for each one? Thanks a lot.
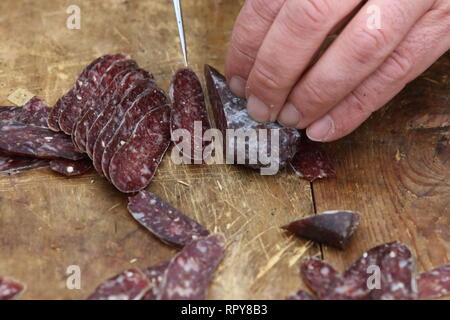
[282,210,360,249]
[128,190,210,248]
[158,233,226,300]
[417,264,450,300]
[289,135,336,182]
[300,257,340,299]
[141,261,170,300]
[286,290,316,300]
[170,67,211,162]
[15,96,52,128]
[204,65,300,171]
[87,268,150,300]
[109,105,171,193]
[0,106,22,123]
[50,158,92,177]
[0,276,26,300]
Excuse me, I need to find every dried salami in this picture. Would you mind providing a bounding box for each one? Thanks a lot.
[128,191,210,248]
[0,276,26,300]
[141,261,170,300]
[300,257,340,299]
[91,79,155,175]
[0,106,21,122]
[158,234,226,300]
[0,152,49,176]
[282,211,360,249]
[290,135,336,182]
[0,123,84,160]
[109,105,171,193]
[170,67,211,162]
[417,264,450,300]
[15,96,52,128]
[204,65,300,170]
[49,158,92,177]
[286,290,316,300]
[102,87,168,178]
[87,268,150,300]
[86,69,153,157]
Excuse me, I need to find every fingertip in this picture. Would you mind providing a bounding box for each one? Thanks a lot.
[229,76,247,98]
[306,115,335,142]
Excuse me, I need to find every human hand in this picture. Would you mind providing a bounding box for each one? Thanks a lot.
[225,0,450,141]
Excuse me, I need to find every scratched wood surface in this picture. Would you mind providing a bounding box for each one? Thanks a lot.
[0,0,448,300]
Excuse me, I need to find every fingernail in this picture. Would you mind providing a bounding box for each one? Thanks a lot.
[277,103,300,127]
[247,95,270,123]
[229,76,246,97]
[307,115,334,142]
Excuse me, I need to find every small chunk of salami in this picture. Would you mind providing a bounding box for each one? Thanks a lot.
[417,264,450,300]
[290,135,336,182]
[286,290,316,300]
[301,257,340,299]
[0,106,21,122]
[87,269,150,300]
[170,68,211,162]
[109,105,171,193]
[158,234,226,300]
[0,152,49,176]
[204,65,300,170]
[128,191,209,248]
[49,158,92,177]
[0,277,26,300]
[141,261,170,300]
[0,123,84,160]
[282,211,360,249]
[15,96,52,128]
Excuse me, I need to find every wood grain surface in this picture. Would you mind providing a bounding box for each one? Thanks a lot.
[0,0,448,300]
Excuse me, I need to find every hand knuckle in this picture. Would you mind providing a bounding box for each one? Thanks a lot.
[350,27,390,64]
[252,61,285,91]
[283,0,330,33]
[348,90,373,116]
[303,78,330,107]
[249,0,284,23]
[378,50,413,81]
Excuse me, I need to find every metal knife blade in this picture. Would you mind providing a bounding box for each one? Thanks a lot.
[173,0,188,66]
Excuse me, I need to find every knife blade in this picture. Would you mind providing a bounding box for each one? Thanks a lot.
[172,0,188,66]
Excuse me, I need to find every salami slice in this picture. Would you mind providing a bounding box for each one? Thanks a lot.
[91,79,155,175]
[301,257,340,299]
[158,234,226,300]
[59,54,127,134]
[282,211,360,249]
[170,68,211,162]
[0,123,84,160]
[102,87,169,178]
[417,264,450,300]
[0,106,21,122]
[128,191,210,248]
[86,69,153,157]
[15,96,52,128]
[290,135,336,182]
[72,59,138,151]
[0,152,49,176]
[141,261,170,300]
[49,158,92,177]
[286,290,316,300]
[0,276,26,300]
[204,65,300,171]
[109,105,171,193]
[87,268,150,300]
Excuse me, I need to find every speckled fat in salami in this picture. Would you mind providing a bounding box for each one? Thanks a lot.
[0,152,49,176]
[301,257,340,299]
[91,79,155,175]
[102,87,169,179]
[128,191,210,248]
[204,65,300,170]
[109,105,171,193]
[14,96,52,128]
[158,234,226,300]
[290,135,336,182]
[0,123,84,160]
[141,261,170,300]
[72,59,138,151]
[86,69,153,157]
[417,264,450,300]
[286,290,316,300]
[0,106,22,122]
[0,277,26,300]
[58,54,127,134]
[87,269,150,300]
[282,211,360,250]
[50,158,92,177]
[170,67,211,162]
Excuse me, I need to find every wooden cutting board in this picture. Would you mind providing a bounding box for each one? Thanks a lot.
[0,0,448,300]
